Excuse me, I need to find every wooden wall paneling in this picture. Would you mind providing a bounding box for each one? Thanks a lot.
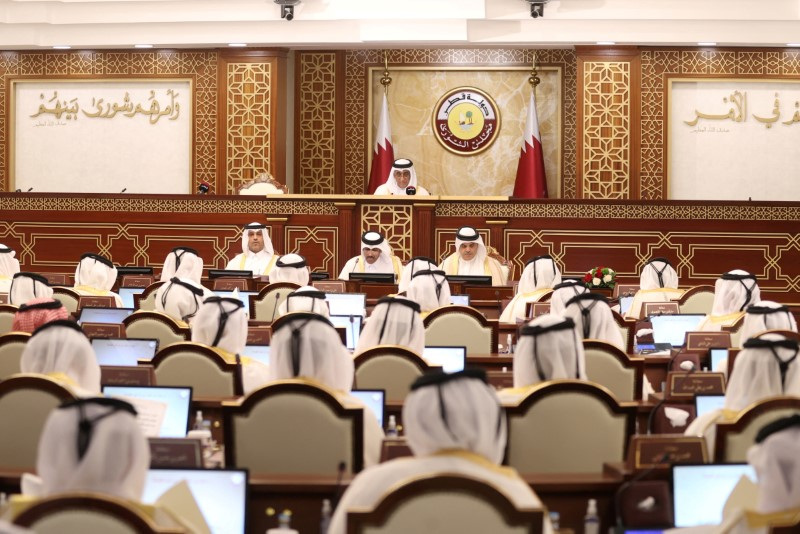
[335,202,357,275]
[219,49,288,194]
[411,203,435,260]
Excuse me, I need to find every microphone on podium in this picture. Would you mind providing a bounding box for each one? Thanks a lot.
[120,188,127,193]
[405,186,417,196]
[198,181,210,194]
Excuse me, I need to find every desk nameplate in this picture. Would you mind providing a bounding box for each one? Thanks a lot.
[101,365,155,386]
[148,438,203,468]
[685,331,732,351]
[665,371,726,399]
[628,435,708,470]
[643,302,680,316]
[82,322,125,339]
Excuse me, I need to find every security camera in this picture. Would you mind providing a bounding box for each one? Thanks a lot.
[274,0,300,21]
[524,0,550,18]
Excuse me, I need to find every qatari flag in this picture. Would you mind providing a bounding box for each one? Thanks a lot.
[513,91,548,198]
[367,92,395,194]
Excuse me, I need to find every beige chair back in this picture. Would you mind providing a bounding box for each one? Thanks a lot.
[715,397,800,462]
[505,380,635,474]
[348,475,544,534]
[0,305,17,335]
[677,285,716,315]
[0,332,31,379]
[14,493,185,534]
[354,346,430,402]
[51,288,80,314]
[135,282,164,312]
[251,282,301,321]
[123,311,189,348]
[224,380,363,476]
[583,340,644,401]
[238,172,288,195]
[423,306,497,355]
[150,342,243,396]
[0,374,76,470]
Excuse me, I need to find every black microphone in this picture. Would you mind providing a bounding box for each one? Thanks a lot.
[120,188,127,193]
[405,186,417,196]
[26,187,33,192]
[198,181,210,194]
[270,292,282,322]
[15,189,20,193]
[331,461,347,511]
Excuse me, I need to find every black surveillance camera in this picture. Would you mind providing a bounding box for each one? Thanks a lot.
[282,5,294,20]
[530,2,545,18]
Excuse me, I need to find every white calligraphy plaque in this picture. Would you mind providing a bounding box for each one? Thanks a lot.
[11,79,192,194]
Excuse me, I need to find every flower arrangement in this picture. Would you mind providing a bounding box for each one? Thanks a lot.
[584,266,616,289]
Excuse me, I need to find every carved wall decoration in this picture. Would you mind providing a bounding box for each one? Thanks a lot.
[360,204,413,262]
[0,50,218,192]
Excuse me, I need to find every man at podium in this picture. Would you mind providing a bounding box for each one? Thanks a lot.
[225,222,278,276]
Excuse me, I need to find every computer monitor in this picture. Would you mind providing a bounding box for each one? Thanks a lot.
[92,338,159,366]
[648,314,705,347]
[423,346,467,373]
[694,394,726,418]
[710,347,728,372]
[142,468,248,534]
[672,463,756,527]
[102,385,192,438]
[117,266,154,276]
[450,294,470,306]
[619,295,635,316]
[445,275,492,286]
[242,344,270,366]
[208,269,252,279]
[329,314,363,350]
[310,271,330,281]
[118,287,146,309]
[213,290,257,318]
[77,307,134,325]
[348,272,396,283]
[351,389,386,428]
[325,292,366,317]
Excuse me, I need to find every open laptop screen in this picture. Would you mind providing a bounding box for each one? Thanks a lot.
[103,385,192,438]
[423,346,467,373]
[672,463,756,527]
[710,348,728,372]
[351,389,385,428]
[450,294,470,306]
[92,338,159,366]
[619,295,634,316]
[694,394,726,418]
[77,307,134,325]
[649,314,705,347]
[213,290,257,318]
[142,468,248,534]
[325,293,366,317]
[329,315,363,351]
[118,287,146,309]
[242,344,270,366]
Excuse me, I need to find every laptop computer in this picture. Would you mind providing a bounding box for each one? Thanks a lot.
[710,347,728,372]
[103,385,192,438]
[77,307,135,325]
[141,468,248,534]
[450,294,470,306]
[649,314,705,348]
[351,389,386,428]
[694,394,726,418]
[445,275,492,286]
[118,287,146,309]
[348,272,395,283]
[672,463,756,527]
[325,292,366,317]
[92,338,159,366]
[242,344,270,366]
[619,295,634,316]
[208,270,252,279]
[423,346,467,373]
[329,314,363,350]
[213,290,257,318]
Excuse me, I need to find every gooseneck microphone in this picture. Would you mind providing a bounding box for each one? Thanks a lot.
[405,186,417,196]
[270,292,282,322]
[198,181,210,194]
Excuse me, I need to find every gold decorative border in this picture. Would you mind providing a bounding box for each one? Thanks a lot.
[345,49,578,197]
[0,50,218,192]
[640,49,800,199]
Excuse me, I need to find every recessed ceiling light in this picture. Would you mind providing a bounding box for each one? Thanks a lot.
[596,41,616,45]
[787,43,800,47]
[697,42,717,46]
[228,43,248,47]
[52,45,71,50]
[134,44,153,49]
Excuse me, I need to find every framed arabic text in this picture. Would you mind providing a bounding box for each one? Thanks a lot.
[668,79,800,201]
[11,79,192,194]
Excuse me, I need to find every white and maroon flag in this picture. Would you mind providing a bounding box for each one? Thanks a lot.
[512,91,548,198]
[367,92,395,194]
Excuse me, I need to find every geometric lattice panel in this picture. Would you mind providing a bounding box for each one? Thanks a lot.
[434,227,492,266]
[582,61,630,199]
[360,204,413,262]
[285,225,338,274]
[226,62,272,194]
[0,50,218,192]
[297,52,337,194]
[344,48,578,197]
